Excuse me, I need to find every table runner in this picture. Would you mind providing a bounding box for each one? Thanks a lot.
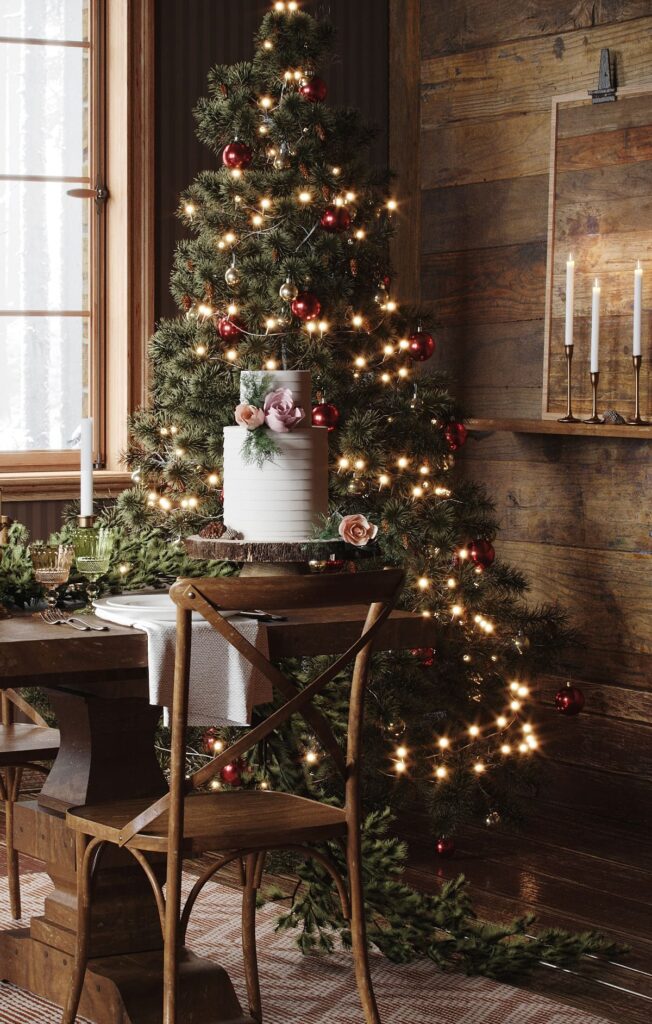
[94,608,273,726]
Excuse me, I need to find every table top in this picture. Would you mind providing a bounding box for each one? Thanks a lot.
[0,607,437,686]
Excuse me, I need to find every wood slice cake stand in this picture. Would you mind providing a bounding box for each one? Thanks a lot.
[185,535,351,576]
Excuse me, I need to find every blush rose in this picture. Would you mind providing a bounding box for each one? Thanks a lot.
[264,388,305,432]
[235,403,265,430]
[338,513,378,546]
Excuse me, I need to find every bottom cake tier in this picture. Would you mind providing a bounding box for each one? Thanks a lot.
[222,425,329,541]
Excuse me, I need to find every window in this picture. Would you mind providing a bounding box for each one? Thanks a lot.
[0,0,153,498]
[0,0,103,468]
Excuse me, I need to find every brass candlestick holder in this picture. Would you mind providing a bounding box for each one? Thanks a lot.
[628,355,649,425]
[583,371,604,424]
[558,345,580,423]
[77,514,96,529]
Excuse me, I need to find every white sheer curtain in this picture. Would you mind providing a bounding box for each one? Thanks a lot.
[0,0,89,452]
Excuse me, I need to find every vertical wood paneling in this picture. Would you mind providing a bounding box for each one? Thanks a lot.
[419,0,652,826]
[4,501,69,541]
[154,0,388,319]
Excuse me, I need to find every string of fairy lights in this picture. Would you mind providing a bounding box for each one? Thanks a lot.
[141,0,542,792]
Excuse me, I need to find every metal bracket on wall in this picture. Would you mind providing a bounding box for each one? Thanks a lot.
[589,48,616,104]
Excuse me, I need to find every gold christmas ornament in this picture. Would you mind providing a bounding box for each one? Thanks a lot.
[224,265,240,288]
[279,278,299,302]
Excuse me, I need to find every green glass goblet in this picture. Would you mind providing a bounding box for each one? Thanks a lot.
[30,543,75,609]
[73,527,114,608]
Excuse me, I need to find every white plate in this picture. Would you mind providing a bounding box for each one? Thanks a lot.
[95,593,238,623]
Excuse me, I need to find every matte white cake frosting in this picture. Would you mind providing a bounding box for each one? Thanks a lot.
[223,370,329,542]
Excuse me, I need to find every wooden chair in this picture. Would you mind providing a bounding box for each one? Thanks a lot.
[0,689,60,919]
[61,568,404,1024]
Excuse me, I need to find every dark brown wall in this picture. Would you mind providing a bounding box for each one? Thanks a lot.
[3,501,68,542]
[155,0,389,319]
[420,1,652,830]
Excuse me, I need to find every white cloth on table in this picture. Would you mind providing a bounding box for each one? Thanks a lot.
[93,607,273,726]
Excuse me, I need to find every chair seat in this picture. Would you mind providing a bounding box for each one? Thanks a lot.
[0,724,60,767]
[67,790,348,853]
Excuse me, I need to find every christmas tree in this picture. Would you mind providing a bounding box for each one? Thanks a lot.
[121,0,567,835]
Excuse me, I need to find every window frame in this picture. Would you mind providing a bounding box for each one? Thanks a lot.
[0,0,154,498]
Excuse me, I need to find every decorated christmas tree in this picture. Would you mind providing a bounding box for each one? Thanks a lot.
[120,1,569,838]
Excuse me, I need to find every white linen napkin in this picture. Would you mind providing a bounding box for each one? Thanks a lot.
[94,607,273,727]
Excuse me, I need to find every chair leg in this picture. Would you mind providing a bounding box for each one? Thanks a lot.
[347,832,381,1024]
[5,768,21,920]
[242,851,265,1023]
[62,835,101,1024]
[163,835,184,1024]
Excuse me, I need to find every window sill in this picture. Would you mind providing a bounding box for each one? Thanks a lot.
[0,470,132,503]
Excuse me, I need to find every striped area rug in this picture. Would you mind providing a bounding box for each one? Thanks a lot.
[0,871,611,1024]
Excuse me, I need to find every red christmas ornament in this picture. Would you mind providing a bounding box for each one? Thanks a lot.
[320,206,352,233]
[382,275,392,290]
[444,422,468,451]
[299,76,328,103]
[436,837,455,858]
[201,727,222,754]
[291,291,321,321]
[555,683,585,716]
[410,647,435,668]
[217,316,244,339]
[469,539,495,569]
[407,328,436,362]
[222,141,253,170]
[220,759,244,786]
[312,402,340,431]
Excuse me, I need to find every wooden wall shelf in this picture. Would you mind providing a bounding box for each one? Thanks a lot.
[467,418,652,439]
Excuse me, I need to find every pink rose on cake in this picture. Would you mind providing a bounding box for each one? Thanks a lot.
[235,403,265,430]
[264,388,305,432]
[339,513,378,546]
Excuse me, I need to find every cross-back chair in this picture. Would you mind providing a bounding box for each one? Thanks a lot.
[0,689,60,919]
[62,567,404,1024]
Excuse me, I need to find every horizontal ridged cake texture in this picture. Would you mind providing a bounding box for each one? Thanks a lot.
[223,370,329,542]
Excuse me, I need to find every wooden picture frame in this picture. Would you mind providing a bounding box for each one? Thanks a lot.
[542,83,652,424]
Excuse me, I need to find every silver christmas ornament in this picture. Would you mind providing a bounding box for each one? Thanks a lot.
[273,143,291,170]
[374,284,388,305]
[224,265,240,288]
[279,278,299,302]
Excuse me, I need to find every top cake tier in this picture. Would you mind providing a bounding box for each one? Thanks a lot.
[240,370,312,426]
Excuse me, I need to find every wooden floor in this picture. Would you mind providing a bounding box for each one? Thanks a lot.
[2,801,651,1023]
[401,811,652,1024]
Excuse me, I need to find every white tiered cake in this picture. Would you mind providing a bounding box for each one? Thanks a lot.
[223,370,329,542]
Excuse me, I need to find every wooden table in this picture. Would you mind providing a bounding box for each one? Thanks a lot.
[0,608,434,1023]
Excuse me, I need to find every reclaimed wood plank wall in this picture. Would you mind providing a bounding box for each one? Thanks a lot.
[419,0,652,828]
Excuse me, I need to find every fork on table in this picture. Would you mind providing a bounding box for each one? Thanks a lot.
[41,610,109,632]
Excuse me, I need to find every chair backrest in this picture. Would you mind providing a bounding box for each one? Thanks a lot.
[116,568,404,847]
[1,689,49,729]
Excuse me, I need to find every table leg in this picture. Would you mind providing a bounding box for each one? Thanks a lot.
[0,680,255,1023]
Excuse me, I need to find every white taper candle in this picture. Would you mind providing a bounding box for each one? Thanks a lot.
[590,279,600,374]
[565,254,575,346]
[80,418,94,518]
[633,261,643,358]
